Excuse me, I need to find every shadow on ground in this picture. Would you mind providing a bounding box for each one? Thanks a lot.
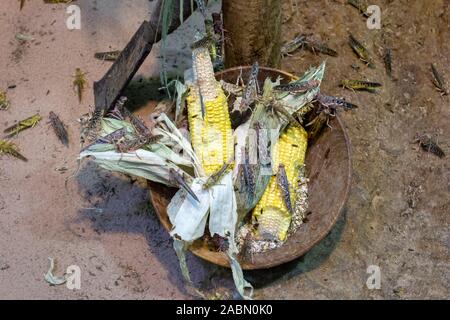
[71,160,346,298]
[72,161,218,298]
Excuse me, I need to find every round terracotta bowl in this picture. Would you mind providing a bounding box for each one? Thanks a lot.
[148,66,352,270]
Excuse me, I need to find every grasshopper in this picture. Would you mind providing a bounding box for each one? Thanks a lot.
[241,147,255,197]
[81,127,128,152]
[341,79,382,93]
[4,114,41,137]
[115,134,163,153]
[220,80,243,97]
[211,12,226,61]
[107,96,127,120]
[274,79,320,94]
[414,134,445,158]
[305,111,329,142]
[49,111,69,147]
[430,64,448,96]
[304,40,338,57]
[202,160,232,189]
[315,93,359,112]
[0,139,27,161]
[0,90,9,110]
[257,96,302,127]
[80,108,103,144]
[73,68,87,103]
[348,34,375,68]
[169,168,199,202]
[116,108,162,152]
[190,35,216,50]
[235,62,259,113]
[277,163,293,215]
[383,47,392,78]
[94,50,121,62]
[281,34,308,57]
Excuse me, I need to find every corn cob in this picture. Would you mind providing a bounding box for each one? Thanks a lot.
[252,125,308,241]
[186,41,234,175]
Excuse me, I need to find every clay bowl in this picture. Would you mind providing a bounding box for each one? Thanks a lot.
[148,66,352,270]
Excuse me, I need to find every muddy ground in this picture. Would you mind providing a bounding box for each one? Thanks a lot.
[0,0,448,299]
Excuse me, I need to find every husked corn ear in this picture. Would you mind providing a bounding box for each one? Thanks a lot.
[187,46,234,175]
[252,125,308,241]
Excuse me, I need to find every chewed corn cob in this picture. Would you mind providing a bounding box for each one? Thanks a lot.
[186,42,234,175]
[252,125,308,241]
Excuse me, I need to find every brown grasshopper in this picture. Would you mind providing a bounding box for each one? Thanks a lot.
[277,163,293,215]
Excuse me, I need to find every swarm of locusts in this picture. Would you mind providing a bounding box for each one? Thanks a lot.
[78,16,362,296]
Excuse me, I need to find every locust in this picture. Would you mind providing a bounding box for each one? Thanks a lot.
[304,40,338,57]
[107,96,127,120]
[204,20,218,61]
[383,47,392,78]
[73,68,87,103]
[430,64,448,96]
[348,34,375,68]
[94,50,121,62]
[315,93,358,113]
[15,33,34,42]
[235,62,259,113]
[0,90,9,110]
[115,134,163,153]
[257,96,302,127]
[241,148,255,197]
[212,12,224,36]
[80,108,103,144]
[4,114,41,137]
[220,80,243,97]
[280,34,308,57]
[190,35,216,50]
[49,111,69,146]
[341,79,382,93]
[202,160,232,189]
[270,99,302,127]
[169,168,199,202]
[81,127,128,152]
[414,134,445,158]
[254,122,270,168]
[274,79,320,94]
[117,108,162,152]
[0,139,27,161]
[276,164,293,215]
[123,109,151,137]
[211,12,225,60]
[347,0,369,17]
[305,111,329,142]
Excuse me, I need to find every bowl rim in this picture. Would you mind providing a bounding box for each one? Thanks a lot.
[149,66,352,270]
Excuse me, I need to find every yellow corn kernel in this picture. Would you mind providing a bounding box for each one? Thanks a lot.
[252,125,308,241]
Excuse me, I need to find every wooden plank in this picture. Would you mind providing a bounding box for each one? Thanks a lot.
[93,0,196,114]
[93,21,155,113]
